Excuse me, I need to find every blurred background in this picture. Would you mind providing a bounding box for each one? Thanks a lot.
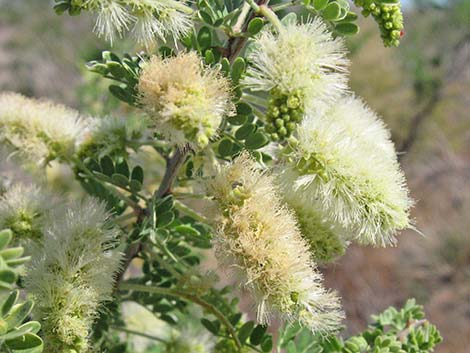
[0,1,468,352]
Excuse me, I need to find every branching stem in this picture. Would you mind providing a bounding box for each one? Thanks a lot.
[120,283,243,352]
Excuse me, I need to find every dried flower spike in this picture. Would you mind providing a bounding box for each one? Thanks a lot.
[207,153,343,333]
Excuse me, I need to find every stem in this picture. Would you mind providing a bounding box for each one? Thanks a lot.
[112,212,137,225]
[111,325,168,344]
[174,199,210,223]
[150,248,184,278]
[398,319,427,342]
[120,283,243,352]
[154,146,191,199]
[227,0,269,61]
[159,0,194,14]
[233,2,252,34]
[259,4,284,31]
[245,0,261,12]
[271,0,301,11]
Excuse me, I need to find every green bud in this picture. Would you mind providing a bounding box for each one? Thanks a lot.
[270,106,280,117]
[287,96,300,109]
[275,119,284,128]
[286,122,296,132]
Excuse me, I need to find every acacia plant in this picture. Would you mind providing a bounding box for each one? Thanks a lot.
[0,0,443,352]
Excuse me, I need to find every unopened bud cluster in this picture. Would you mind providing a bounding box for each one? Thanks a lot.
[354,0,404,47]
[265,88,304,141]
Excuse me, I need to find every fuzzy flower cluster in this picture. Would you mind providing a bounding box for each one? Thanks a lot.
[78,115,149,159]
[243,19,349,141]
[0,183,54,242]
[278,96,413,247]
[286,196,349,263]
[25,198,122,353]
[0,148,36,193]
[138,52,233,149]
[0,92,87,165]
[80,0,193,46]
[207,153,343,333]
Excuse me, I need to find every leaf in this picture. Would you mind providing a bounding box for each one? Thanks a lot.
[205,49,215,64]
[129,180,142,193]
[341,11,358,22]
[261,335,273,352]
[53,2,69,15]
[106,61,127,79]
[229,313,242,326]
[131,166,144,184]
[313,0,329,11]
[231,57,246,82]
[111,174,129,187]
[247,18,264,36]
[0,270,17,285]
[115,160,130,178]
[235,123,257,140]
[201,318,220,335]
[281,12,297,26]
[2,291,19,316]
[236,102,252,115]
[0,229,12,250]
[218,139,233,157]
[157,211,175,228]
[335,22,360,35]
[286,340,297,353]
[100,156,115,177]
[238,321,255,344]
[221,58,231,75]
[250,325,267,345]
[1,322,41,340]
[228,114,247,126]
[322,2,341,21]
[199,10,213,25]
[156,196,174,214]
[5,333,43,352]
[109,85,133,104]
[198,27,212,50]
[4,301,34,329]
[0,247,24,260]
[245,132,269,150]
[174,225,201,237]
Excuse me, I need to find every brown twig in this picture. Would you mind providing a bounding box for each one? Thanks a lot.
[226,0,269,62]
[154,145,191,199]
[398,319,427,342]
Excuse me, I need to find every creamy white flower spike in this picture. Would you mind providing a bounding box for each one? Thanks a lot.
[0,183,54,241]
[279,95,413,247]
[207,153,343,333]
[78,115,149,159]
[138,52,233,149]
[25,197,122,353]
[0,92,88,164]
[84,0,192,47]
[285,196,349,263]
[243,18,349,140]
